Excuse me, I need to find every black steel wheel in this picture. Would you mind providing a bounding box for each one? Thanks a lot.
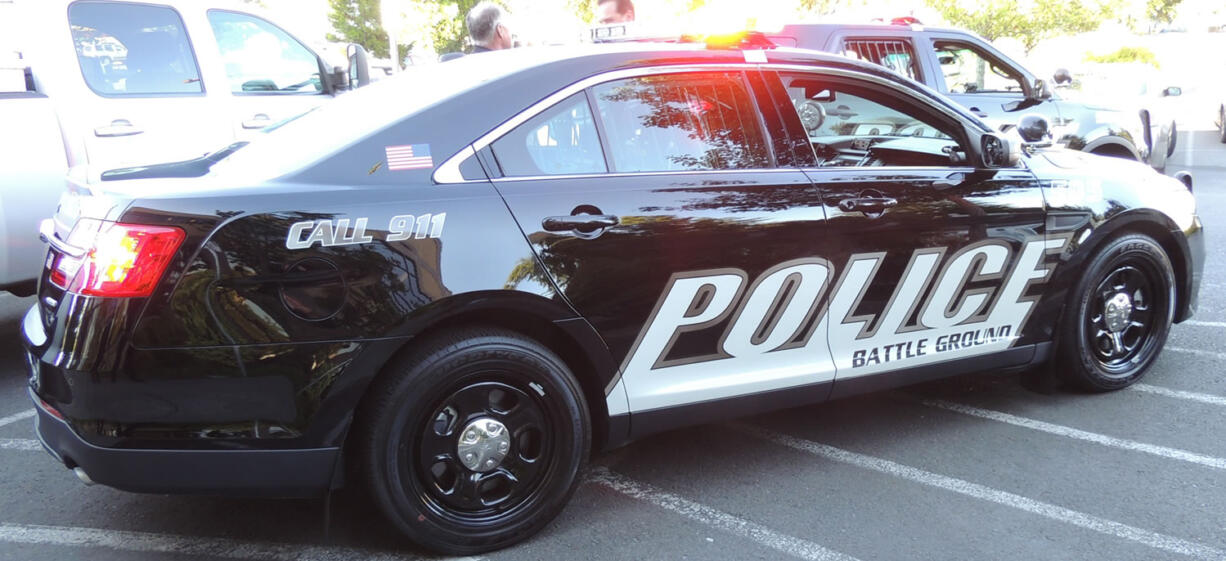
[1058,233,1175,391]
[356,327,590,555]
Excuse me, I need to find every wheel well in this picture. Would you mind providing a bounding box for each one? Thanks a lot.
[350,307,614,457]
[1089,144,1137,160]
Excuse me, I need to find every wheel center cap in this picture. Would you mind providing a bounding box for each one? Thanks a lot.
[457,418,511,473]
[1104,292,1133,333]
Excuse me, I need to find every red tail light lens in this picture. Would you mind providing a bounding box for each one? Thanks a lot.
[68,223,185,298]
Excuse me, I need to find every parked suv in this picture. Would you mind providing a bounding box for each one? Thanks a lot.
[764,23,1178,171]
[0,0,365,295]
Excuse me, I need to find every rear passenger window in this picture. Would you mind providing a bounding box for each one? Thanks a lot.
[841,39,921,81]
[69,1,202,95]
[493,93,606,176]
[591,72,771,172]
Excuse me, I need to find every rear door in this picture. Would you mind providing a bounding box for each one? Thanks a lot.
[65,1,231,168]
[765,68,1057,395]
[203,9,331,139]
[490,68,837,416]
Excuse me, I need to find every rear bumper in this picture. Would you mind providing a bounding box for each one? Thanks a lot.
[30,389,338,497]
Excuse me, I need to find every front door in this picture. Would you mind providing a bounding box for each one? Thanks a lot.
[490,69,837,415]
[767,69,1056,393]
[203,9,331,140]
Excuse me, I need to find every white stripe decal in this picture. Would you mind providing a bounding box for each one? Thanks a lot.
[922,400,1226,471]
[0,409,34,428]
[0,522,481,561]
[1165,346,1226,360]
[0,439,40,451]
[731,424,1226,561]
[1131,384,1226,407]
[1182,320,1226,328]
[587,467,860,561]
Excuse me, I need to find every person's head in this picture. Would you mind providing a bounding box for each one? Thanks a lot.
[466,2,513,50]
[595,0,634,23]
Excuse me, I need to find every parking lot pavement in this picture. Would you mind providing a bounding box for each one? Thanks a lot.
[0,133,1223,561]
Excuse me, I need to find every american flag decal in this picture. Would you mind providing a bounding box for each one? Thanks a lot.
[385,144,433,171]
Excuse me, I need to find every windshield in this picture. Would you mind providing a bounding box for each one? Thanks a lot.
[209,48,569,182]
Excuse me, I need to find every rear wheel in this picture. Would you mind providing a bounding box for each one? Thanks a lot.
[1057,234,1174,391]
[356,328,590,555]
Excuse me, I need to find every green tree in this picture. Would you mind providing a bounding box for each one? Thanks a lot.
[927,0,1115,52]
[1146,0,1181,25]
[326,0,409,61]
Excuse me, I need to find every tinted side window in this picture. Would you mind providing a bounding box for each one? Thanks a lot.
[492,93,606,176]
[207,11,322,94]
[934,42,1024,94]
[842,38,921,81]
[69,2,202,95]
[591,72,771,172]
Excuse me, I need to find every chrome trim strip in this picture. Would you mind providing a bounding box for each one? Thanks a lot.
[433,61,984,184]
[431,144,475,184]
[492,168,799,183]
[38,219,85,258]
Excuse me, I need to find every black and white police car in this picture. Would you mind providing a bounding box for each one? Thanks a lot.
[24,38,1204,554]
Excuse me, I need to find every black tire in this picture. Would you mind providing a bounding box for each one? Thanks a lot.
[1057,234,1175,391]
[355,327,590,555]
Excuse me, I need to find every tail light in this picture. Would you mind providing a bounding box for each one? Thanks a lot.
[51,221,185,298]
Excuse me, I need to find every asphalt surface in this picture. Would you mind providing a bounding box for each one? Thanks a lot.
[0,131,1223,561]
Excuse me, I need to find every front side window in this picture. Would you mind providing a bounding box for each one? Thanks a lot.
[207,10,321,94]
[842,38,921,81]
[69,1,202,95]
[778,72,963,168]
[590,72,771,172]
[934,42,1024,95]
[492,92,606,176]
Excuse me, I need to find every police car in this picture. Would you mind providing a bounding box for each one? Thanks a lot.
[24,39,1203,554]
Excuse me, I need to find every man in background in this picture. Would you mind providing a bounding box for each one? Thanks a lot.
[596,0,634,24]
[466,2,513,53]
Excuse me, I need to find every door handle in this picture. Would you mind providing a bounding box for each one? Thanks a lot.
[969,107,989,118]
[94,119,143,137]
[838,197,897,213]
[242,113,272,130]
[542,214,619,232]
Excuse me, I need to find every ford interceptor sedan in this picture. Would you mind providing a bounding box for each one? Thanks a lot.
[24,40,1203,554]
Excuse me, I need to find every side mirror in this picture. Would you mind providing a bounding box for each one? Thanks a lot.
[980,132,1020,168]
[1162,86,1182,97]
[1016,114,1053,146]
[1032,78,1052,100]
[346,43,371,89]
[1052,68,1072,85]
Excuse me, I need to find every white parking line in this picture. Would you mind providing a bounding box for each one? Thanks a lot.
[0,409,34,428]
[731,424,1226,561]
[1182,320,1226,328]
[922,400,1226,471]
[587,466,860,561]
[1165,346,1226,360]
[0,522,480,561]
[1131,384,1226,407]
[0,439,40,451]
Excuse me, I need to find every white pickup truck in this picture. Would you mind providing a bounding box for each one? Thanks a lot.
[0,0,365,295]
